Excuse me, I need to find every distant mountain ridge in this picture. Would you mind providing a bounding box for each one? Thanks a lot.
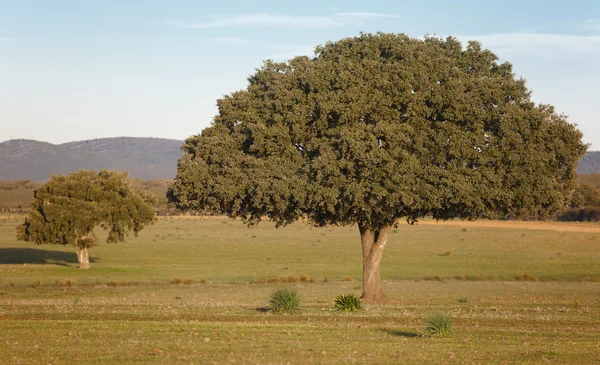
[577,152,600,175]
[0,137,184,181]
[1,137,599,181]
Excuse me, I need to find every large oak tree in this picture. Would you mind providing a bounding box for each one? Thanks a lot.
[17,170,157,269]
[168,33,586,302]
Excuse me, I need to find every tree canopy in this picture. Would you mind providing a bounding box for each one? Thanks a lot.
[168,33,586,301]
[17,170,157,269]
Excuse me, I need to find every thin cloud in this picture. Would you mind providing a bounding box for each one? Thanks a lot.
[335,12,401,19]
[457,33,600,55]
[169,11,400,30]
[169,14,342,30]
[584,19,600,31]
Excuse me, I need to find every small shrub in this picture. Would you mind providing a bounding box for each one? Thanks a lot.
[457,297,469,303]
[269,287,301,313]
[515,274,538,282]
[30,279,41,288]
[107,281,129,287]
[284,276,298,283]
[558,206,600,222]
[172,277,183,285]
[333,293,362,312]
[424,313,453,337]
[443,251,452,256]
[343,276,353,282]
[182,278,193,285]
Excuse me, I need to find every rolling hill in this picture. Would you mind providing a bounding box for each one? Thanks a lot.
[0,137,184,181]
[577,151,600,174]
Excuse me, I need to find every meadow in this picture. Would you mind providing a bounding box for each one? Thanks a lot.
[0,215,599,364]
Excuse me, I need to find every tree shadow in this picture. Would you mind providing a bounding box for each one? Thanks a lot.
[380,328,421,338]
[0,248,98,266]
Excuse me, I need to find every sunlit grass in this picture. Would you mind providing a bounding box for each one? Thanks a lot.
[0,216,599,363]
[1,216,599,287]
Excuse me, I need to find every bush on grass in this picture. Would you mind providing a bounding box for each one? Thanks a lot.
[424,313,453,337]
[269,287,301,313]
[333,293,362,312]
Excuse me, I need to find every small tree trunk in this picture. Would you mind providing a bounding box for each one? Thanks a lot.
[77,246,90,270]
[359,223,391,303]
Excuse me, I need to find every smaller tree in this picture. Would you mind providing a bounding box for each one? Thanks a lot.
[16,170,157,269]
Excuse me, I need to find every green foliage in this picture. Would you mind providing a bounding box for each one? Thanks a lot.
[169,32,585,228]
[16,170,157,248]
[569,184,600,208]
[424,312,453,336]
[333,293,362,312]
[560,182,600,221]
[269,287,301,313]
[129,178,178,215]
[0,178,178,215]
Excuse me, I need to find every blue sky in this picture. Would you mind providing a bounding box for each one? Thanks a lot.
[1,0,599,148]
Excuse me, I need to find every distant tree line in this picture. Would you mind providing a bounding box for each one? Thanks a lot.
[3,174,600,220]
[558,174,600,222]
[0,178,178,215]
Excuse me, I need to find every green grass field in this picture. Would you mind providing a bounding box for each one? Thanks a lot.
[0,216,599,364]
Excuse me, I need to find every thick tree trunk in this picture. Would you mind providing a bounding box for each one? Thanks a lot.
[359,223,391,303]
[77,247,90,270]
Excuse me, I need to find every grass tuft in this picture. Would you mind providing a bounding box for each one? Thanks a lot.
[269,287,301,313]
[107,281,130,287]
[55,279,76,287]
[254,275,313,284]
[332,293,362,312]
[424,312,453,337]
[30,279,41,288]
[515,274,538,282]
